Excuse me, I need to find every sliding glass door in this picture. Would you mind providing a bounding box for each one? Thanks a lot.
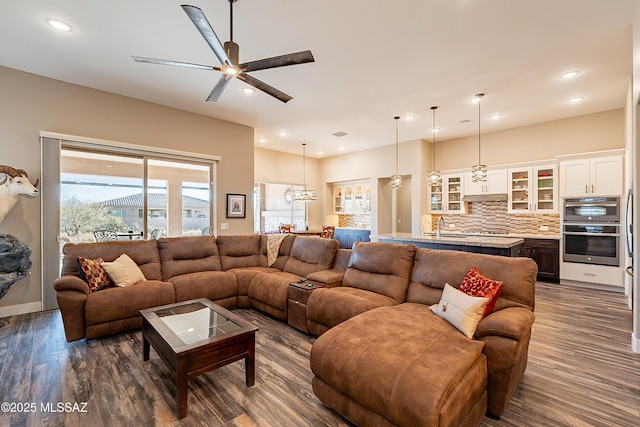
[60,149,213,244]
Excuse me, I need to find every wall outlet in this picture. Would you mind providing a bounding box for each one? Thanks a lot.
[449,224,456,228]
[220,223,229,230]
[539,225,549,231]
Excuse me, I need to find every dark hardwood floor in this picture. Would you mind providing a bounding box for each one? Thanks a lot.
[1,282,639,427]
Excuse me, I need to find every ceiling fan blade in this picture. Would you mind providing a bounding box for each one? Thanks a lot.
[131,56,220,71]
[182,5,231,67]
[237,73,293,103]
[206,74,233,102]
[240,50,315,73]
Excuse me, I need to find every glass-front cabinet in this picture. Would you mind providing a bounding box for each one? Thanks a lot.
[429,174,465,214]
[354,182,371,214]
[507,164,558,214]
[333,180,371,214]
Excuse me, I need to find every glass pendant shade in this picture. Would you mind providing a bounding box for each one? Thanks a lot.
[471,93,487,182]
[293,143,317,202]
[292,189,317,201]
[391,174,403,189]
[426,105,441,184]
[471,164,488,182]
[391,116,403,189]
[427,170,442,185]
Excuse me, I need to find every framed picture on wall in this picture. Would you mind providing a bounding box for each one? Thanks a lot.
[226,194,246,218]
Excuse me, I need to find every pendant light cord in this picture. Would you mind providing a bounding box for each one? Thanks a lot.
[476,93,484,164]
[302,143,307,189]
[431,106,438,170]
[394,116,400,175]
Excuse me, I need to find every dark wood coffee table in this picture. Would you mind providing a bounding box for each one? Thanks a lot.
[140,298,258,419]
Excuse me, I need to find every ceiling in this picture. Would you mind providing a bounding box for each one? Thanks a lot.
[1,0,633,158]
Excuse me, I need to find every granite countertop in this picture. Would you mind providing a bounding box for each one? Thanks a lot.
[335,227,371,231]
[421,231,561,240]
[374,232,525,248]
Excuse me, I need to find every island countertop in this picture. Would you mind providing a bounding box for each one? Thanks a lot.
[373,232,524,249]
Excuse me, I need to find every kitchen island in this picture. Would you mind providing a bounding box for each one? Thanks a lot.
[374,232,524,257]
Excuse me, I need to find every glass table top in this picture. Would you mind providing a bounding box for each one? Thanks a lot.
[153,301,241,345]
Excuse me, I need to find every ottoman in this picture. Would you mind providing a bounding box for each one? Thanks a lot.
[310,303,488,427]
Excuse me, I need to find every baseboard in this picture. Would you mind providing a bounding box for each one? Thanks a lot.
[633,332,640,354]
[0,301,42,318]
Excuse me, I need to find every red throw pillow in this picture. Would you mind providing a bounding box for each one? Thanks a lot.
[77,256,112,293]
[459,267,503,318]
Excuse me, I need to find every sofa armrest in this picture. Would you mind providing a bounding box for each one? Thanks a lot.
[53,275,90,295]
[54,276,90,342]
[475,307,535,341]
[306,270,344,288]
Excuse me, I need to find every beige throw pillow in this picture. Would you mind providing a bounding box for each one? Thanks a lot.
[101,254,147,287]
[429,283,489,339]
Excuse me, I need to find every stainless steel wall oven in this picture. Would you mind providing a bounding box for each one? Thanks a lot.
[562,197,620,267]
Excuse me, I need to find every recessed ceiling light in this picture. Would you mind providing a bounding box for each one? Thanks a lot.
[243,87,254,94]
[258,138,267,143]
[432,127,440,133]
[405,115,415,121]
[490,114,503,120]
[45,18,73,32]
[568,96,583,104]
[560,70,580,79]
[278,131,288,137]
[339,146,346,151]
[317,151,323,156]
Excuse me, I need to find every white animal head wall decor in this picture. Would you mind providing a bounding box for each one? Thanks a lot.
[0,165,39,223]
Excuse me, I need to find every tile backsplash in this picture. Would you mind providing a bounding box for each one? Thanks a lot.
[338,214,372,229]
[430,201,560,235]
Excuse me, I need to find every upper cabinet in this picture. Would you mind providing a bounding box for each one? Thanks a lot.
[463,169,508,195]
[333,181,371,214]
[559,155,623,197]
[507,165,558,213]
[429,174,466,214]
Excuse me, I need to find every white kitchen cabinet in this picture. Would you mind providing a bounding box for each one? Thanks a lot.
[353,182,371,214]
[463,169,508,195]
[507,165,558,213]
[559,155,623,197]
[428,174,466,214]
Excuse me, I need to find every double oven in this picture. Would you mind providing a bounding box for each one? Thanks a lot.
[562,197,620,267]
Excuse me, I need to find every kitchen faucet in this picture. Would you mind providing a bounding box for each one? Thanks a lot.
[436,216,445,239]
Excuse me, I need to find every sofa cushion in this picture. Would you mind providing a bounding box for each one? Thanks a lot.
[311,303,487,427]
[248,271,301,320]
[84,280,175,326]
[77,257,112,292]
[169,271,238,305]
[283,236,339,277]
[62,240,163,281]
[102,254,147,287]
[259,234,296,269]
[459,266,503,317]
[342,241,416,303]
[158,236,221,281]
[407,248,537,311]
[217,235,262,270]
[430,283,489,339]
[307,287,397,334]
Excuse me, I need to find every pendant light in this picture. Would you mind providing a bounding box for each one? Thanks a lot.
[427,106,441,185]
[471,93,487,182]
[293,143,317,201]
[391,116,403,189]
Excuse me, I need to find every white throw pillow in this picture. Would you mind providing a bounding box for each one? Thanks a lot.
[101,254,147,287]
[429,283,489,339]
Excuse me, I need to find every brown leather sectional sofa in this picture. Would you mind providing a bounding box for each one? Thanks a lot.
[53,235,537,426]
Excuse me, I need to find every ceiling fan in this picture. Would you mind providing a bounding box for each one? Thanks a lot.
[132,1,315,103]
